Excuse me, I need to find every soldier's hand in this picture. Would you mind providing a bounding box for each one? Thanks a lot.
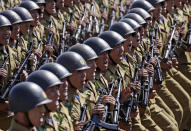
[91,104,105,119]
[102,12,108,20]
[20,70,28,81]
[150,57,157,67]
[78,20,86,27]
[161,60,172,70]
[29,53,35,65]
[119,7,125,14]
[187,46,191,52]
[103,95,116,111]
[146,64,154,76]
[0,101,9,112]
[0,68,8,79]
[34,49,42,59]
[130,111,138,119]
[171,57,179,68]
[149,89,157,99]
[120,88,131,103]
[153,83,162,92]
[129,82,140,93]
[66,23,75,32]
[154,39,162,49]
[45,45,54,56]
[138,68,148,79]
[74,121,86,131]
[119,121,132,131]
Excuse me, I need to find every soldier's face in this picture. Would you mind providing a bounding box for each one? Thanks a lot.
[30,10,39,26]
[153,3,162,18]
[0,26,11,46]
[96,52,109,72]
[28,105,46,127]
[59,78,68,101]
[86,60,97,81]
[45,0,56,15]
[109,44,124,64]
[11,24,20,40]
[38,3,45,20]
[69,70,86,89]
[124,36,132,53]
[56,0,65,9]
[174,0,182,7]
[65,0,73,7]
[20,22,31,35]
[131,31,140,48]
[45,86,60,111]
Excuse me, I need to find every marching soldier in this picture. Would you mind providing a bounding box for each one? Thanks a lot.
[26,70,63,131]
[39,63,74,131]
[56,52,91,130]
[8,82,51,131]
[0,15,14,131]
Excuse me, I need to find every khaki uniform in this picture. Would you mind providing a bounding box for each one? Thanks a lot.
[39,112,59,131]
[0,0,5,12]
[3,0,21,9]
[149,98,179,131]
[55,103,74,131]
[67,90,90,122]
[41,13,61,56]
[9,119,38,131]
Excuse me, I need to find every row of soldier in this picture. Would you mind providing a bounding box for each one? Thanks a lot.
[0,0,191,131]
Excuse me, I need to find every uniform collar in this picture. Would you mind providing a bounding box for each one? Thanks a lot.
[9,119,36,131]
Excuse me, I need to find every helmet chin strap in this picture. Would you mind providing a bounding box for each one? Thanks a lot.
[109,53,117,65]
[68,77,77,89]
[25,112,34,128]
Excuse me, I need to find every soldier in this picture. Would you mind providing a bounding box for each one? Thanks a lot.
[39,62,74,131]
[68,44,116,124]
[8,82,51,131]
[147,0,191,130]
[110,21,162,131]
[41,0,62,57]
[56,52,91,130]
[19,1,43,71]
[26,70,63,131]
[30,0,46,20]
[0,15,14,131]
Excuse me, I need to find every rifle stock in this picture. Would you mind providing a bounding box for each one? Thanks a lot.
[0,41,34,100]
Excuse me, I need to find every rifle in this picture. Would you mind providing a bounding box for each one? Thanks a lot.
[113,77,122,124]
[60,20,66,54]
[41,20,54,64]
[66,9,75,45]
[0,54,9,90]
[99,6,107,34]
[187,23,191,46]
[163,20,177,62]
[75,5,87,42]
[119,0,124,20]
[168,21,187,58]
[137,55,146,107]
[86,2,94,34]
[0,54,9,68]
[125,65,138,123]
[79,104,87,122]
[82,88,119,131]
[0,41,34,100]
[33,40,43,71]
[142,30,155,108]
[110,0,117,26]
[102,81,115,122]
[154,27,163,84]
[93,3,100,34]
